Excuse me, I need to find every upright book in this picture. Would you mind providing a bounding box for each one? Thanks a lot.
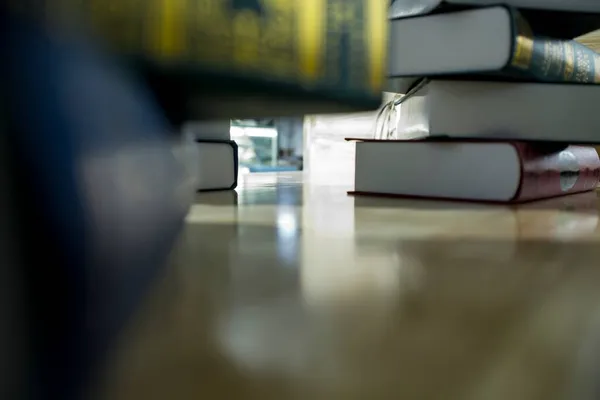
[352,140,600,203]
[388,6,600,83]
[393,80,600,143]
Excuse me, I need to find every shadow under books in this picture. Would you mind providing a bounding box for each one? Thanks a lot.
[352,190,600,215]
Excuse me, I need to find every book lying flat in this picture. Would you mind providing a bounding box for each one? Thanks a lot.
[390,0,600,39]
[388,6,600,83]
[395,80,600,143]
[352,140,600,203]
[194,140,238,192]
[390,0,600,16]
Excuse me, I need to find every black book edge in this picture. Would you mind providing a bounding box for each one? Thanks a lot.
[394,74,600,86]
[389,2,600,40]
[389,1,473,21]
[194,139,238,192]
[347,137,599,148]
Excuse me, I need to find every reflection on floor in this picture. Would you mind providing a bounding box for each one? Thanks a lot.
[98,172,600,400]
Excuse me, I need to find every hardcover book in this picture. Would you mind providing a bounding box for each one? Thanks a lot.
[390,0,600,15]
[193,140,239,191]
[390,0,600,41]
[352,139,600,203]
[9,0,389,122]
[388,6,600,84]
[391,80,600,143]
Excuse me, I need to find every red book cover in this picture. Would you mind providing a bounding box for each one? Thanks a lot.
[348,138,600,203]
[513,144,600,202]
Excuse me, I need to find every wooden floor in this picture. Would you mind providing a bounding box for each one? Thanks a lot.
[98,172,600,400]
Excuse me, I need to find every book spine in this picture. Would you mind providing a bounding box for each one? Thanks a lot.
[509,11,600,83]
[514,145,600,202]
[20,0,388,104]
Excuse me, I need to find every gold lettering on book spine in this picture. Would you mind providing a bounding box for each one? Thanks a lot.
[511,13,534,70]
[545,41,563,77]
[593,51,600,83]
[512,36,534,69]
[564,42,575,80]
[541,42,553,76]
[575,48,591,82]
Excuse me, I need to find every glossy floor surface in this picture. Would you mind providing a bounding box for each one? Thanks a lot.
[99,173,600,400]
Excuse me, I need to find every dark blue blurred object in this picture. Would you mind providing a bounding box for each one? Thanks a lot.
[0,11,191,399]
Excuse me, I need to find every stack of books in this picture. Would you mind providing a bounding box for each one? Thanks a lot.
[352,0,600,203]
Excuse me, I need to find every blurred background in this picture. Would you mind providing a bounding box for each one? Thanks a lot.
[230,118,304,174]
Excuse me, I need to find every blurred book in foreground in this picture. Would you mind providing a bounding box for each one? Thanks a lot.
[23,0,389,122]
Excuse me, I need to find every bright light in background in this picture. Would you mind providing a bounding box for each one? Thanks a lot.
[230,126,278,138]
[231,124,280,171]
